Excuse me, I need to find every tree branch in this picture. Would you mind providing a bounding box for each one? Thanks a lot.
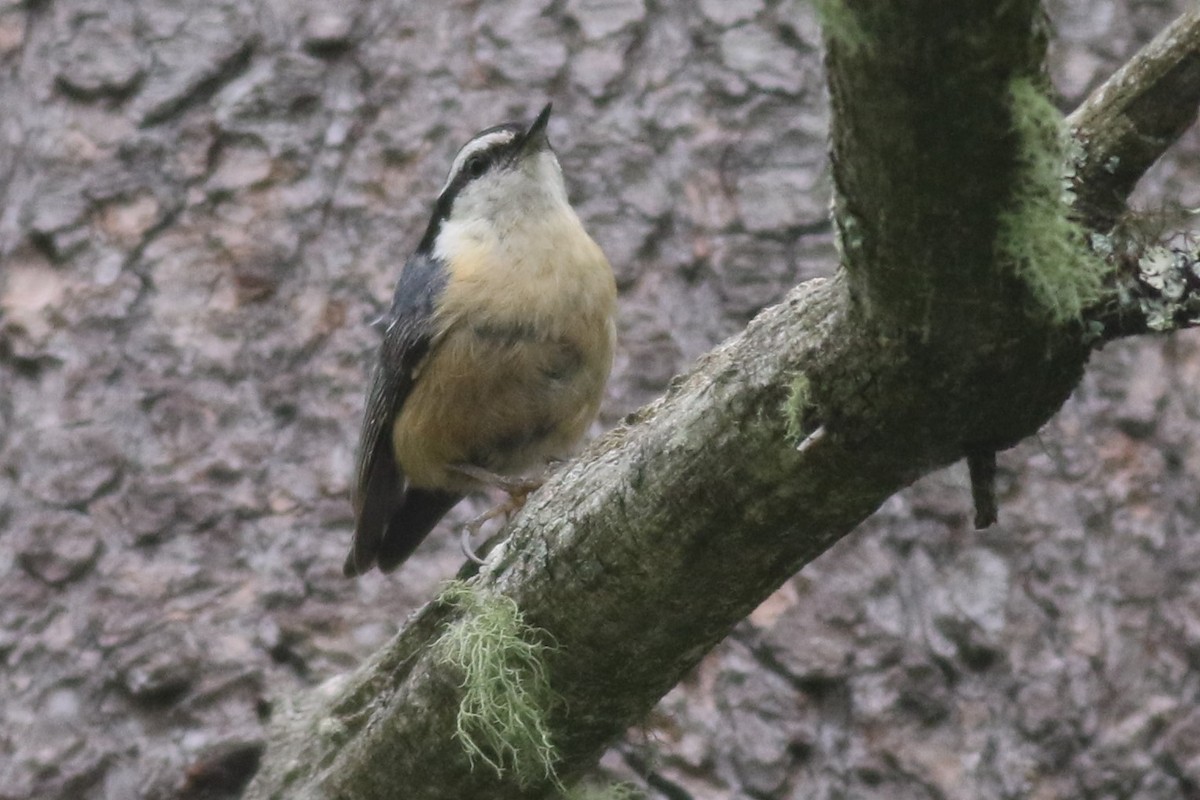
[1068,5,1200,231]
[1067,5,1200,341]
[824,0,1044,340]
[246,5,1200,799]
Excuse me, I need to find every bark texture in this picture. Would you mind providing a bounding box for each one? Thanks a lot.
[1,0,1199,799]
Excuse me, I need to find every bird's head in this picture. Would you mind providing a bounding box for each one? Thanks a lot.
[419,104,570,253]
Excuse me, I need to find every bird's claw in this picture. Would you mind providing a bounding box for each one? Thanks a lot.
[457,487,533,565]
[451,463,548,565]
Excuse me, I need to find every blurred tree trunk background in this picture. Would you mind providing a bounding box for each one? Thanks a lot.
[1,0,1199,798]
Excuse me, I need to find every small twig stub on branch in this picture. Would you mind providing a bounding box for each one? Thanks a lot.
[966,449,999,529]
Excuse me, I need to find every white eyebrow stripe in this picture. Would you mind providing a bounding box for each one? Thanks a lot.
[440,130,517,194]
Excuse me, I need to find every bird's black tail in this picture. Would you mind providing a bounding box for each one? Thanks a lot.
[348,484,463,578]
[366,488,462,574]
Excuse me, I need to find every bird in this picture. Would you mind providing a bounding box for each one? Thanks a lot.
[343,104,617,577]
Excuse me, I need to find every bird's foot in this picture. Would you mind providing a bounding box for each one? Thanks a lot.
[458,491,536,564]
[451,464,544,564]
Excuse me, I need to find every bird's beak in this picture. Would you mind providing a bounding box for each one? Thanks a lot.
[517,103,552,157]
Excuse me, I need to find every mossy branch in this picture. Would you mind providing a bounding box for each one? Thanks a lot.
[824,0,1046,340]
[246,7,1200,799]
[1068,4,1200,231]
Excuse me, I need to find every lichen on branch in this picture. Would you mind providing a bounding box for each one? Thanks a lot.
[434,581,562,787]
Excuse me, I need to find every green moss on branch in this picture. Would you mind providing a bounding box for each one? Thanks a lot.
[811,0,868,52]
[997,78,1107,322]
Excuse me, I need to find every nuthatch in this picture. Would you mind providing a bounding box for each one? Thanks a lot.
[344,104,617,577]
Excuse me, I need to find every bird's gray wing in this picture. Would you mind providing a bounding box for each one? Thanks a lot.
[344,252,449,576]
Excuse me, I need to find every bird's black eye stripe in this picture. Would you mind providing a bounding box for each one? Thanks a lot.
[416,126,523,254]
[464,153,488,179]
